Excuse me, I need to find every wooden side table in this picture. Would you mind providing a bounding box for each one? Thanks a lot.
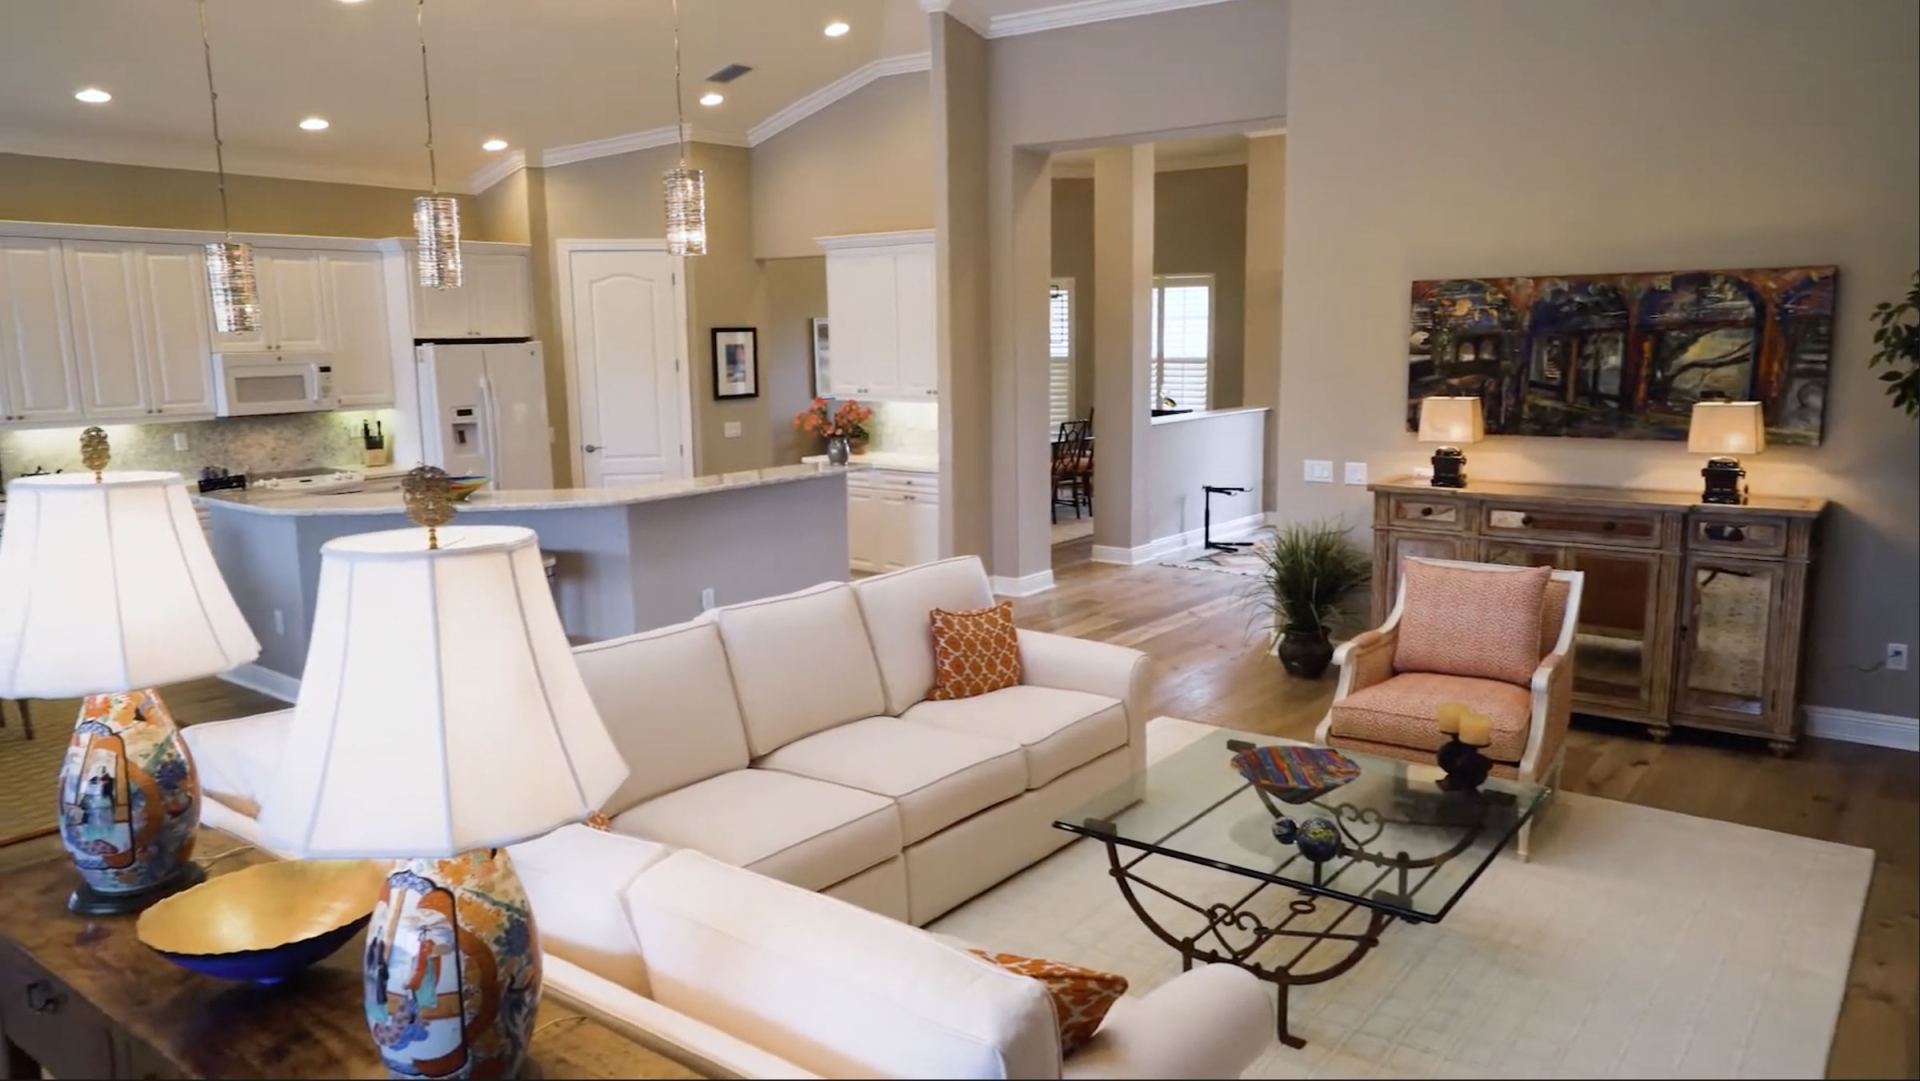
[0,832,704,1080]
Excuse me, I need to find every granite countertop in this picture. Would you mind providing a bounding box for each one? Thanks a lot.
[799,451,940,473]
[201,462,850,516]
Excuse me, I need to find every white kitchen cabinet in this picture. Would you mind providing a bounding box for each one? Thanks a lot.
[0,238,84,424]
[322,252,395,407]
[214,248,333,354]
[410,250,533,340]
[845,467,941,573]
[848,479,881,572]
[135,245,218,416]
[62,241,220,421]
[820,231,937,402]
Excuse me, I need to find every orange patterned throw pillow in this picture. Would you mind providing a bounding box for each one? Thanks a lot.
[968,950,1127,1055]
[926,601,1023,700]
[1393,559,1551,686]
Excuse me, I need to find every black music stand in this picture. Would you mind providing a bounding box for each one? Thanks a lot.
[1203,485,1252,552]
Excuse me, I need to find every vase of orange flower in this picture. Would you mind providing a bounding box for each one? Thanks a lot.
[795,399,873,465]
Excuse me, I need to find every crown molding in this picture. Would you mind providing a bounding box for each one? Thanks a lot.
[985,0,1244,39]
[466,149,527,194]
[747,51,933,147]
[465,123,749,192]
[919,0,991,37]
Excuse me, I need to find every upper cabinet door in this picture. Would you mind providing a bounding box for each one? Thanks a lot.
[467,253,533,339]
[892,246,937,399]
[825,250,899,398]
[257,249,332,352]
[136,245,217,417]
[411,248,474,339]
[323,252,395,407]
[62,241,151,420]
[0,238,84,424]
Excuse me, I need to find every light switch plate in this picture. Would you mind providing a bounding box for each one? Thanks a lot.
[723,421,742,438]
[1304,460,1334,484]
[1344,462,1368,486]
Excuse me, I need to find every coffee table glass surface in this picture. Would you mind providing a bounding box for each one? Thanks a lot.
[1055,728,1549,923]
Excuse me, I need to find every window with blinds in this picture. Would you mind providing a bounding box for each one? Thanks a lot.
[1049,279,1074,430]
[1150,274,1213,410]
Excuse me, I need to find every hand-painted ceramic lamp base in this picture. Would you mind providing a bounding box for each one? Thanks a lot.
[366,849,542,1080]
[58,689,205,915]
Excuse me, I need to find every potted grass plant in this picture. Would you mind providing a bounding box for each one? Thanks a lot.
[1242,521,1372,679]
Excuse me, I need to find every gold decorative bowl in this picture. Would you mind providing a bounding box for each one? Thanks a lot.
[137,859,387,983]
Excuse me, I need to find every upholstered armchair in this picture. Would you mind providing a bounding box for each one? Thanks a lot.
[1314,558,1583,858]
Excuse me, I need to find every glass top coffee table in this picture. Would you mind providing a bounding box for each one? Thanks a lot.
[1054,727,1549,1049]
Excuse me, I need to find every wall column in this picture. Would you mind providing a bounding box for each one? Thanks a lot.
[931,13,992,565]
[1090,144,1155,560]
[1243,132,1285,513]
[986,147,1055,591]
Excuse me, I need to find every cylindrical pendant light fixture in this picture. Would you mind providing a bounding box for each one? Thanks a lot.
[663,0,706,257]
[196,0,259,335]
[413,0,462,288]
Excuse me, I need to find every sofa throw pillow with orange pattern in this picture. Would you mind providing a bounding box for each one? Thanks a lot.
[1393,559,1550,686]
[968,949,1127,1055]
[926,600,1023,700]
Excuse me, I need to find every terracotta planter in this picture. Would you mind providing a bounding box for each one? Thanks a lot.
[1276,629,1334,680]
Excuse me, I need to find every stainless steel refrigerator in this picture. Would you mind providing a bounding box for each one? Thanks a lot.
[415,342,554,490]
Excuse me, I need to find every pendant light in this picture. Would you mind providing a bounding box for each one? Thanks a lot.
[413,0,462,288]
[196,0,258,335]
[663,0,706,256]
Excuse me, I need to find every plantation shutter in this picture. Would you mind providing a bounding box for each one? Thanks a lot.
[1150,275,1212,410]
[1049,280,1074,430]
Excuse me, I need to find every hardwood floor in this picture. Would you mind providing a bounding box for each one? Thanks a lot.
[1033,536,1917,1080]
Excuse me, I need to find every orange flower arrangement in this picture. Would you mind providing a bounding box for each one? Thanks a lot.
[794,398,873,442]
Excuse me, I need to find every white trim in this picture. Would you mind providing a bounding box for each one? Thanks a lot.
[1091,511,1266,566]
[919,0,991,36]
[1245,126,1287,139]
[0,219,408,250]
[748,53,933,147]
[815,228,938,251]
[1091,543,1156,566]
[468,149,528,195]
[991,570,1057,597]
[984,0,1244,39]
[219,663,300,704]
[541,124,689,169]
[1805,706,1919,752]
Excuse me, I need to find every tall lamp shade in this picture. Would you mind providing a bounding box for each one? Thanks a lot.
[1689,401,1766,505]
[1417,396,1484,489]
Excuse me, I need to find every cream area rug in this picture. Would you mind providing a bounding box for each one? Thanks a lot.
[930,717,1873,1079]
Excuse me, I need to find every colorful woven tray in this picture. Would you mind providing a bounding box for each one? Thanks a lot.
[1230,744,1361,805]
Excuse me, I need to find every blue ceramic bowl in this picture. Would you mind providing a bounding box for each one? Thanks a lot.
[151,914,372,984]
[137,859,386,984]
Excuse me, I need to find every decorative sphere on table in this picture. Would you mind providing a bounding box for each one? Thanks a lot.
[1270,816,1299,844]
[1294,817,1343,863]
[58,690,202,909]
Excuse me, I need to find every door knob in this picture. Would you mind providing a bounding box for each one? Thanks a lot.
[583,444,601,453]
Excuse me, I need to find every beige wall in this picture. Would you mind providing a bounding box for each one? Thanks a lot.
[1278,0,1920,717]
[472,167,531,244]
[1051,178,1097,419]
[751,74,936,260]
[0,152,463,237]
[762,257,830,464]
[1243,134,1286,511]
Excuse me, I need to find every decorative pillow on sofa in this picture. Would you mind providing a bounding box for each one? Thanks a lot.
[927,600,1023,700]
[1393,560,1551,686]
[967,949,1127,1055]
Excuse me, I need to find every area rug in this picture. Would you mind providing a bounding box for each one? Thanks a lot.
[930,717,1873,1079]
[1161,547,1266,577]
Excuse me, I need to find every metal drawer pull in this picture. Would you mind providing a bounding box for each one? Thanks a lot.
[1520,515,1534,526]
[25,979,64,1014]
[1419,506,1433,517]
[1601,520,1618,532]
[1705,524,1747,543]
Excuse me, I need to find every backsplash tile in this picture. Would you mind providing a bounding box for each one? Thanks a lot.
[0,409,402,484]
[862,401,938,458]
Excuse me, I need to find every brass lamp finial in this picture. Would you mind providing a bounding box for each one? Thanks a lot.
[80,427,111,482]
[402,466,455,549]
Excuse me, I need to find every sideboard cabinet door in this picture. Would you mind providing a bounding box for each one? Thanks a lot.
[1672,555,1791,737]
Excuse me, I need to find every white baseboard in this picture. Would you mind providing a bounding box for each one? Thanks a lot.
[1092,512,1268,567]
[220,663,300,704]
[1090,543,1157,566]
[991,569,1057,597]
[1805,706,1919,752]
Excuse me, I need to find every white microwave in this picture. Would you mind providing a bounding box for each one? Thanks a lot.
[212,353,338,417]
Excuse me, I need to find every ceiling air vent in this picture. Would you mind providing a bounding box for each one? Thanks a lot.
[706,63,753,84]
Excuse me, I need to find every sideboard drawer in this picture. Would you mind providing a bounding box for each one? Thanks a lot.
[0,944,118,1079]
[1688,514,1790,557]
[1387,494,1466,531]
[1480,502,1666,548]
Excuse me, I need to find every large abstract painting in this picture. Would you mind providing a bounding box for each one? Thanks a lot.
[1406,266,1836,445]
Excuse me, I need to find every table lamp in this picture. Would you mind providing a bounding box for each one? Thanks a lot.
[1688,401,1765,505]
[1417,396,1484,488]
[257,467,628,1080]
[0,428,260,914]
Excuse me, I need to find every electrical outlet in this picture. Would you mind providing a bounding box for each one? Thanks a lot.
[1344,462,1368,486]
[172,432,189,452]
[1304,460,1334,484]
[724,421,743,438]
[272,609,285,636]
[700,587,717,611]
[1889,643,1910,672]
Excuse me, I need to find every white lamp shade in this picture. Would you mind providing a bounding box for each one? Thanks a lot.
[1417,397,1485,444]
[1688,401,1767,455]
[0,472,259,698]
[259,525,628,858]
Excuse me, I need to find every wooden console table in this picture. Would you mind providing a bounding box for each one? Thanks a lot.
[1368,476,1826,751]
[0,833,703,1080]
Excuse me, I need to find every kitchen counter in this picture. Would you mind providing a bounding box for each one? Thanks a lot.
[799,451,939,473]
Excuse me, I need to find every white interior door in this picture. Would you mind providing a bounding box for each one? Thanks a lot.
[563,246,686,487]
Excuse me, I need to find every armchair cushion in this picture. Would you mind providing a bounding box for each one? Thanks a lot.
[1326,671,1532,763]
[1394,559,1550,686]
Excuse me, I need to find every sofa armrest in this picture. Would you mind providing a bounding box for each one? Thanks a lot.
[544,956,821,1080]
[1017,630,1151,773]
[1061,965,1270,1080]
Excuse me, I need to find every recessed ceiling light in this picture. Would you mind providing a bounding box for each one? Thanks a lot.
[75,88,112,104]
[299,117,330,131]
[699,92,724,107]
[824,21,850,37]
[482,138,509,152]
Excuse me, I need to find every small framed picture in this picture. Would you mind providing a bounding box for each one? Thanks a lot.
[711,327,759,400]
[811,317,831,397]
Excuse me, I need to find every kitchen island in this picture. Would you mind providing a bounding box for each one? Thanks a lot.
[204,464,850,696]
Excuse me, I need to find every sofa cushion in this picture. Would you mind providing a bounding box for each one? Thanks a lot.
[1327,671,1532,763]
[506,824,670,995]
[713,583,887,756]
[1394,559,1550,686]
[572,621,752,815]
[901,685,1127,788]
[853,556,996,714]
[179,710,292,818]
[928,600,1024,701]
[756,717,1027,845]
[623,849,1061,1080]
[609,768,900,892]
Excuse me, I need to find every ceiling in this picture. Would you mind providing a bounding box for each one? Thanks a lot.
[0,0,974,191]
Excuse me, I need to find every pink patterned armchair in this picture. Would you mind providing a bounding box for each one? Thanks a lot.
[1314,558,1583,858]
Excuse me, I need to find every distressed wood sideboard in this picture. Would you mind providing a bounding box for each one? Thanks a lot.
[1368,476,1826,752]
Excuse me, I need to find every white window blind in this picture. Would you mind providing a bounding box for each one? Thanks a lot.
[1150,274,1213,410]
[1049,279,1074,430]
